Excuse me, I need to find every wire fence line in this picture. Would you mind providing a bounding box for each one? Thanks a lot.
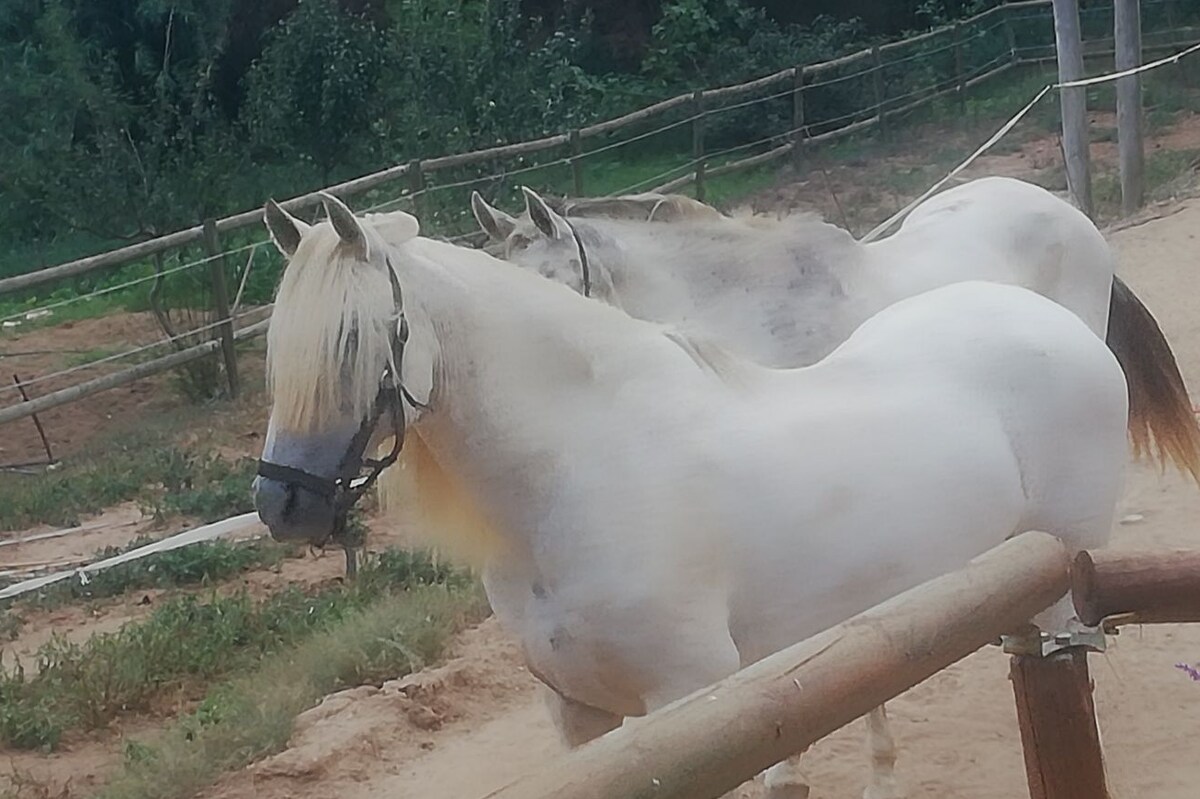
[1,0,1197,430]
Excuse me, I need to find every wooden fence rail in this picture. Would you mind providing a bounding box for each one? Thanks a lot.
[482,537,1200,799]
[6,0,1197,428]
[0,0,1058,298]
[485,531,1071,799]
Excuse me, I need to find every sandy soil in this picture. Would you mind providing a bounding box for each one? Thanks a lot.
[181,200,1200,799]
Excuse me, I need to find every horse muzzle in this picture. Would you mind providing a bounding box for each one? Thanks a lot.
[252,474,338,545]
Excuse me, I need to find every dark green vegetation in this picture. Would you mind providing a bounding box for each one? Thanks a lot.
[0,429,258,531]
[0,548,474,751]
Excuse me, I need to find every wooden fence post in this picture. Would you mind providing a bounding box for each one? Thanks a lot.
[1115,0,1145,215]
[569,129,584,197]
[407,159,426,218]
[1005,6,1019,61]
[1010,646,1110,799]
[871,45,888,140]
[200,219,240,400]
[791,66,806,171]
[692,90,707,202]
[954,21,966,116]
[1051,0,1094,217]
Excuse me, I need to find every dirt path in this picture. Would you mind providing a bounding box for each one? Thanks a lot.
[191,201,1200,799]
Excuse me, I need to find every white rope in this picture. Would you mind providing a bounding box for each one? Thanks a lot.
[862,40,1200,243]
[0,512,262,601]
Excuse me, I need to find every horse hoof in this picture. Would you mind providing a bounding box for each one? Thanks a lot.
[863,783,905,799]
[764,783,811,799]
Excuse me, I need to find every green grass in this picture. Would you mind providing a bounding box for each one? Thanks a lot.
[0,548,474,751]
[0,427,258,531]
[12,536,294,608]
[93,581,486,799]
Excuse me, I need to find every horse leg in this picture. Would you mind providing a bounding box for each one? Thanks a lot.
[763,751,812,799]
[542,686,623,748]
[863,704,903,799]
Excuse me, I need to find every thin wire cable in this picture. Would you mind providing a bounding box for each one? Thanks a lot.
[3,249,267,394]
[805,63,879,91]
[0,306,273,396]
[0,241,260,326]
[864,39,1200,242]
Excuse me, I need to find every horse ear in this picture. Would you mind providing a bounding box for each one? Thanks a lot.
[363,209,420,244]
[319,192,369,260]
[521,187,569,241]
[264,199,310,257]
[471,191,517,241]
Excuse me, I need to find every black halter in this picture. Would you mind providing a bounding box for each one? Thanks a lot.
[256,259,424,545]
[561,217,592,298]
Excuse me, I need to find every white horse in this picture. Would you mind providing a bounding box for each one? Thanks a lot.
[471,177,1200,486]
[252,194,1128,799]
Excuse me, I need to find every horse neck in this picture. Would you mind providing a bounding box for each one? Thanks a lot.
[574,219,692,311]
[397,237,705,552]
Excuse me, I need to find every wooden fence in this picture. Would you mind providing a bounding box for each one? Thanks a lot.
[1,0,1197,429]
[481,531,1200,799]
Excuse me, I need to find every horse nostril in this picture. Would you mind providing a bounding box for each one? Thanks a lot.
[253,478,292,529]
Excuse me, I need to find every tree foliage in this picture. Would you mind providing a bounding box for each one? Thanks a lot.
[0,0,997,274]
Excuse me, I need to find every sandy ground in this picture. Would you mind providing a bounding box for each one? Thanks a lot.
[183,202,1200,799]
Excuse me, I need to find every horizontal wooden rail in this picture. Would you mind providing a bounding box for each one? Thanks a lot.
[423,133,568,171]
[0,0,1104,299]
[707,142,794,178]
[705,67,797,103]
[0,317,269,426]
[0,0,1043,297]
[485,531,1070,799]
[808,114,881,144]
[963,59,1017,91]
[806,45,874,77]
[579,95,694,139]
[1071,548,1200,626]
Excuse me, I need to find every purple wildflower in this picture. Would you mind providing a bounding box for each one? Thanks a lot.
[1176,662,1200,681]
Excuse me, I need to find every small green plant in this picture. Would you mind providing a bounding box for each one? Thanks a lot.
[0,432,258,532]
[0,547,470,750]
[96,582,487,799]
[19,537,292,608]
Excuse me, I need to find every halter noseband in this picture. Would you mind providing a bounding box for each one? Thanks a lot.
[256,258,424,545]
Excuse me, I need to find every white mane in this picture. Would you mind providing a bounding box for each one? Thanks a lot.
[265,222,400,433]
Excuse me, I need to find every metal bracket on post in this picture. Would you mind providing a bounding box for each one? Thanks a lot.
[1001,626,1107,657]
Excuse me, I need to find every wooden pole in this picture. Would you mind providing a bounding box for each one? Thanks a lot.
[1115,0,1145,215]
[791,66,806,171]
[954,21,967,116]
[569,130,584,197]
[200,219,240,399]
[1011,648,1109,799]
[1072,548,1200,626]
[871,45,888,140]
[11,374,55,464]
[1005,6,1019,61]
[485,532,1070,799]
[1052,0,1094,217]
[407,159,426,218]
[692,90,707,202]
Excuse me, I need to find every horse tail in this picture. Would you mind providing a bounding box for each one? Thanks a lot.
[1106,275,1200,485]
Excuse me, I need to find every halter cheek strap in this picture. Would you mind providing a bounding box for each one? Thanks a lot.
[562,218,592,299]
